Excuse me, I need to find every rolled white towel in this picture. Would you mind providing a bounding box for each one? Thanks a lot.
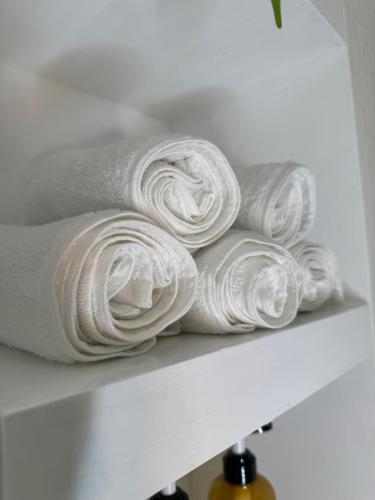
[0,211,197,362]
[233,162,316,248]
[23,135,241,251]
[181,229,303,334]
[289,241,343,311]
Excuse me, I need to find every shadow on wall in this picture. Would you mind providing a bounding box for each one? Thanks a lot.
[35,41,243,155]
[35,0,220,104]
[142,87,234,123]
[33,43,153,161]
[38,44,146,104]
[37,40,238,128]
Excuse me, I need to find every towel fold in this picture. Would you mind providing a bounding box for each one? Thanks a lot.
[289,241,343,311]
[181,229,303,334]
[233,162,316,248]
[24,135,241,251]
[0,210,197,362]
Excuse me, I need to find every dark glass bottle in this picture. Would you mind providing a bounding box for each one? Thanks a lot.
[208,440,276,500]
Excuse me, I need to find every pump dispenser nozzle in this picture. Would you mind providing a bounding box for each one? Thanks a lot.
[150,482,189,500]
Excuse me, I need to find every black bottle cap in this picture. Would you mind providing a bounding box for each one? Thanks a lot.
[150,486,189,500]
[223,448,257,485]
[252,422,273,434]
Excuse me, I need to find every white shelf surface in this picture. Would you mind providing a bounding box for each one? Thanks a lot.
[0,294,371,500]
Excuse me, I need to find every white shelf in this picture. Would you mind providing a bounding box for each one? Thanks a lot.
[0,294,371,500]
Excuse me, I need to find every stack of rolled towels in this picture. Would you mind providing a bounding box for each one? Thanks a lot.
[0,135,343,362]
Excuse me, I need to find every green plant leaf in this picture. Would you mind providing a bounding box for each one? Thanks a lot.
[271,0,282,29]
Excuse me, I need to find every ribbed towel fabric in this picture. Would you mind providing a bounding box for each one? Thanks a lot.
[181,229,303,334]
[23,135,241,252]
[0,210,197,362]
[233,162,316,248]
[289,241,343,311]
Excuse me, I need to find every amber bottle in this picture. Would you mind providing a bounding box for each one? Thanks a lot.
[208,440,276,500]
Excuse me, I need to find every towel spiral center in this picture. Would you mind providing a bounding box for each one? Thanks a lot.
[107,243,171,319]
[144,157,217,230]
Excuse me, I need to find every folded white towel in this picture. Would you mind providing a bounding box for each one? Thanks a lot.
[289,241,343,311]
[181,229,303,334]
[24,135,241,251]
[233,162,316,248]
[0,210,197,362]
